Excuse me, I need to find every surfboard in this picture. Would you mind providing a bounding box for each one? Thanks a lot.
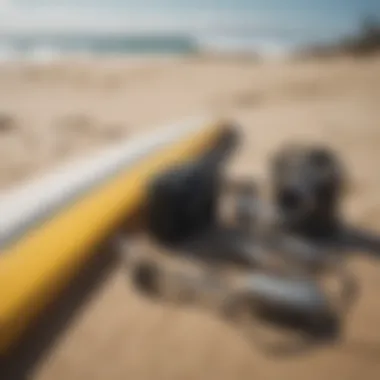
[0,116,231,353]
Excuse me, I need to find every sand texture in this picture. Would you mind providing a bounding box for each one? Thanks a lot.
[1,55,380,380]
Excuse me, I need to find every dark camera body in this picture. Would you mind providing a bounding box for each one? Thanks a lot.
[271,144,346,238]
[145,126,239,247]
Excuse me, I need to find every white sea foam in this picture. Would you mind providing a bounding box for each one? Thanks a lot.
[195,34,294,58]
[0,31,300,63]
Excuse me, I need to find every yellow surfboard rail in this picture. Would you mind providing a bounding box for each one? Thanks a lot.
[0,119,230,353]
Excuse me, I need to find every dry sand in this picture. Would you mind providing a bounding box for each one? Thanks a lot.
[1,55,380,380]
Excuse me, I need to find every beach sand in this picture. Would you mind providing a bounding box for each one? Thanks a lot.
[1,55,380,380]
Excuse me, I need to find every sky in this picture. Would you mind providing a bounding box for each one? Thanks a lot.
[0,0,379,35]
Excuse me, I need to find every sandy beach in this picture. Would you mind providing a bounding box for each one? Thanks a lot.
[1,54,380,380]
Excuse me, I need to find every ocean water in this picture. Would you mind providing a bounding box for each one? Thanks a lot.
[0,0,379,61]
[0,33,199,62]
[0,32,318,62]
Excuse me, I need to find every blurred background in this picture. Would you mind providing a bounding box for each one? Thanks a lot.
[0,0,379,58]
[1,2,380,380]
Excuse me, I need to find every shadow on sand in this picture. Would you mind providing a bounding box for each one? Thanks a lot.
[0,240,119,380]
[126,226,345,359]
[3,222,379,379]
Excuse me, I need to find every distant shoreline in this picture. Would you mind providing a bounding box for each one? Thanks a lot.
[0,31,317,63]
[0,18,379,64]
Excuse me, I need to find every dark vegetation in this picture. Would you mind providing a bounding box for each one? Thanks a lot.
[299,16,380,59]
